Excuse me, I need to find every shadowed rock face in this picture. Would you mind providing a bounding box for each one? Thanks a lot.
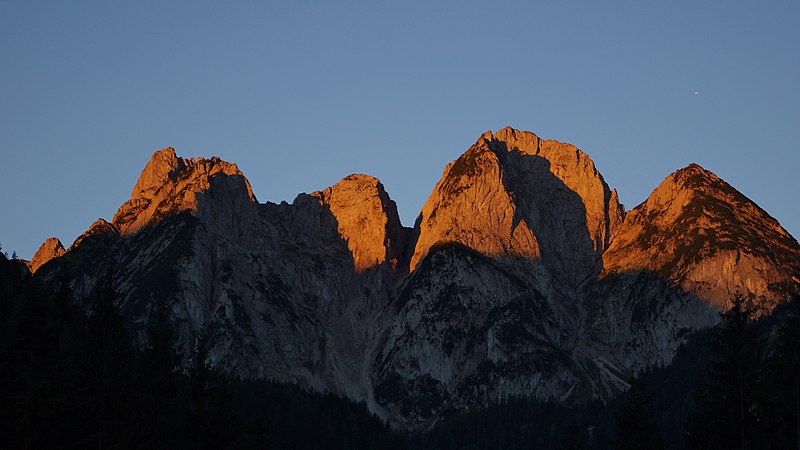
[374,243,581,425]
[489,127,624,255]
[33,128,800,429]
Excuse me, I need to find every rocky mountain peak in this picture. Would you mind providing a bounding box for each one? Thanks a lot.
[682,162,705,172]
[311,174,406,272]
[410,133,535,270]
[113,149,256,234]
[488,126,542,153]
[489,127,624,251]
[27,237,65,273]
[644,163,721,207]
[131,147,185,197]
[603,164,800,312]
[69,219,120,251]
[411,127,623,287]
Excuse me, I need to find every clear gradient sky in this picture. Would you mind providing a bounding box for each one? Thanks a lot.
[1,1,798,259]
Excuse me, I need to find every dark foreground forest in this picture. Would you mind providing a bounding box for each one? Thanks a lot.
[1,253,798,449]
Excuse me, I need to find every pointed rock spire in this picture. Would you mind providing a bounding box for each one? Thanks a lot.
[131,147,185,198]
[27,237,65,273]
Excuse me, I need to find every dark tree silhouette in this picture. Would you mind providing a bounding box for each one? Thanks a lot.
[687,295,765,449]
[0,257,404,449]
[559,420,588,449]
[182,329,239,449]
[132,298,182,447]
[611,377,667,450]
[84,264,138,448]
[763,295,800,450]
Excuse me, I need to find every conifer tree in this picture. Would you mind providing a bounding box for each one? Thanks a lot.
[135,297,181,447]
[613,379,667,450]
[1,282,51,446]
[611,377,667,450]
[560,420,588,449]
[763,295,800,450]
[85,264,136,448]
[687,295,765,449]
[183,329,238,449]
[45,271,92,447]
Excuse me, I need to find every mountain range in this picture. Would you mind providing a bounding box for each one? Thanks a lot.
[28,127,800,429]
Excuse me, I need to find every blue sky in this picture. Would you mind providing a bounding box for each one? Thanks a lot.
[1,1,798,259]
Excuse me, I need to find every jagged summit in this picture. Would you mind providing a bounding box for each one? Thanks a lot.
[490,127,625,251]
[479,126,542,153]
[131,147,185,197]
[113,149,256,234]
[661,162,729,195]
[311,173,406,272]
[337,173,381,184]
[130,147,254,201]
[682,162,704,171]
[27,237,65,273]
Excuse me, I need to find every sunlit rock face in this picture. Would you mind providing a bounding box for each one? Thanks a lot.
[37,149,407,404]
[378,129,630,425]
[113,147,258,239]
[603,163,800,313]
[411,127,623,288]
[581,164,800,380]
[33,129,800,429]
[27,237,65,273]
[310,174,407,273]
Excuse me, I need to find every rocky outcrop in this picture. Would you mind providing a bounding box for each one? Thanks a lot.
[113,148,256,236]
[602,163,800,312]
[27,237,65,273]
[130,147,185,198]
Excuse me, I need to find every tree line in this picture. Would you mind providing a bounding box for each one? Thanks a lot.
[0,254,405,449]
[1,248,798,449]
